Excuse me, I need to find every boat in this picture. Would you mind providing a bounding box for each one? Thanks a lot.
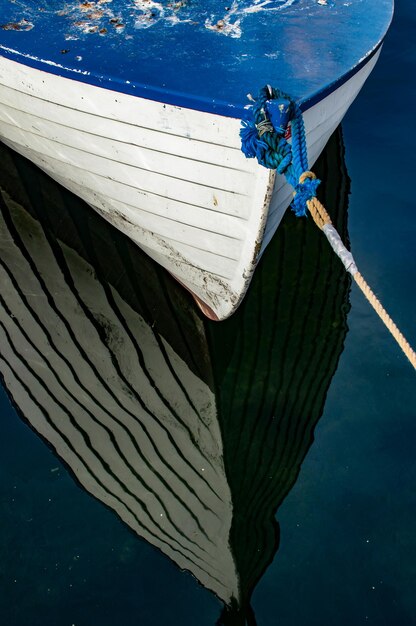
[0,0,393,319]
[0,130,350,623]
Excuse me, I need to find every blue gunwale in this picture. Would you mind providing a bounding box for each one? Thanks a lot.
[0,0,394,118]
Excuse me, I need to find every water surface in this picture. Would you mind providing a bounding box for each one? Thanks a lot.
[1,2,415,624]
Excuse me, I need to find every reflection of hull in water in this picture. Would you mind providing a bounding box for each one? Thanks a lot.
[210,129,351,622]
[0,155,238,601]
[0,129,350,619]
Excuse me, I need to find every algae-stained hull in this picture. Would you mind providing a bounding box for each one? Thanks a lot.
[0,0,393,318]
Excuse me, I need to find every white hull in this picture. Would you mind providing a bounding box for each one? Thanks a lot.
[0,51,380,319]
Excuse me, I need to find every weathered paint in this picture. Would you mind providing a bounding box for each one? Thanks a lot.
[0,0,393,319]
[0,47,381,319]
[0,0,393,117]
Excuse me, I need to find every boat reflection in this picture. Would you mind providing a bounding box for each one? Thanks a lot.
[0,129,351,625]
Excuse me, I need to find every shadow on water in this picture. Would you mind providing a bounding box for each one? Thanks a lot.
[0,128,351,625]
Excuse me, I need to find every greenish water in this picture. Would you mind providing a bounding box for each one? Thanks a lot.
[1,1,415,624]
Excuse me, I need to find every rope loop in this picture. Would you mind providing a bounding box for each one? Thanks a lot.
[299,171,317,184]
[240,85,320,216]
[296,171,331,227]
[292,174,321,218]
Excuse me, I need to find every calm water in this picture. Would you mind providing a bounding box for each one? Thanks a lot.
[1,1,415,624]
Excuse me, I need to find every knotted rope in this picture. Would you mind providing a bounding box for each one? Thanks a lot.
[240,86,416,370]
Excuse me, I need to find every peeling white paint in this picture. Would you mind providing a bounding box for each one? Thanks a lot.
[205,14,242,39]
[1,18,34,31]
[1,0,300,41]
[204,0,297,38]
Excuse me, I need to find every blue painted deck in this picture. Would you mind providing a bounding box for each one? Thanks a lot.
[0,0,393,117]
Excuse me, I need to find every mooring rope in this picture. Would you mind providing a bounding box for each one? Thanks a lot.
[299,172,416,369]
[240,86,416,370]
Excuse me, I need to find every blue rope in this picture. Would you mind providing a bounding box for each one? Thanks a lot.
[240,86,320,217]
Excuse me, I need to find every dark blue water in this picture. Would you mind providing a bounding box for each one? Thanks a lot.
[1,1,415,624]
